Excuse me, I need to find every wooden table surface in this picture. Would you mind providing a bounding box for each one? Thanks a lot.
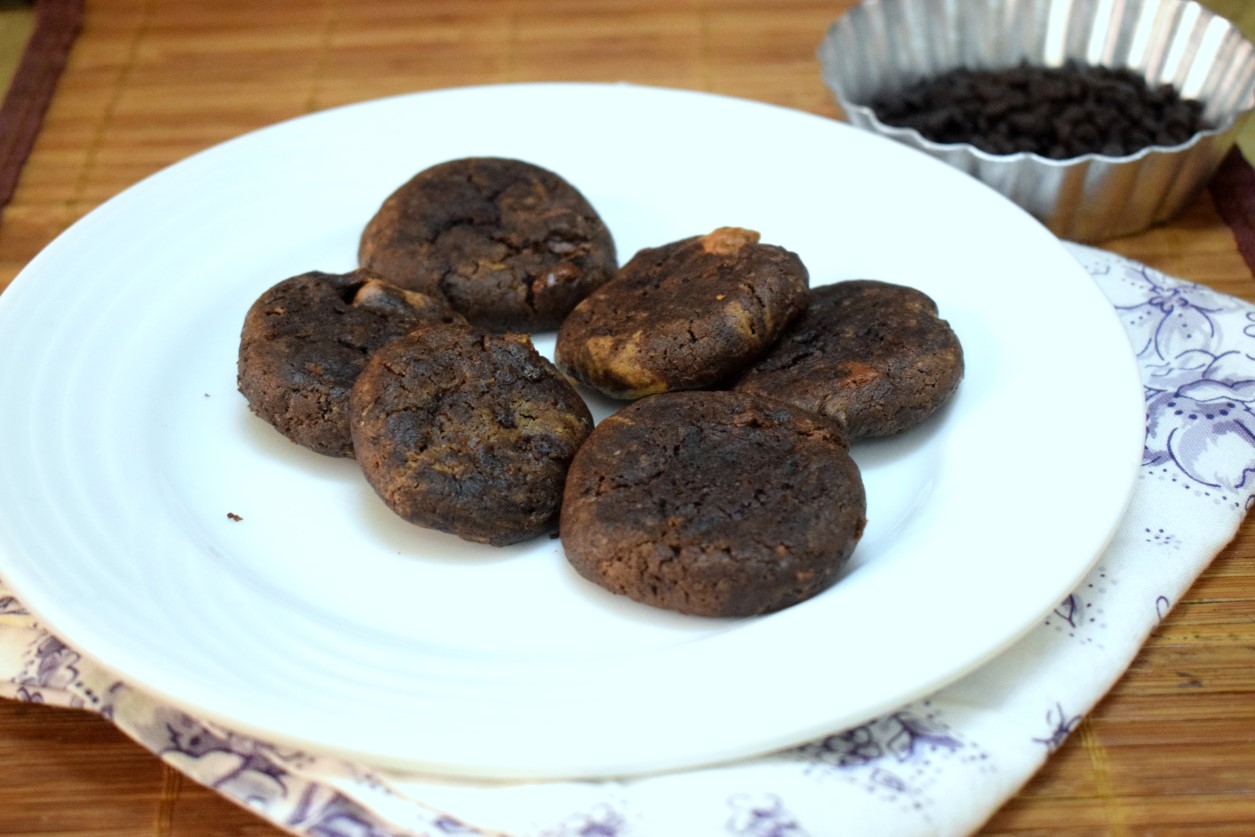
[0,1,1252,834]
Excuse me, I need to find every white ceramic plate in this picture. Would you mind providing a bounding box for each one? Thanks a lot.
[0,83,1145,779]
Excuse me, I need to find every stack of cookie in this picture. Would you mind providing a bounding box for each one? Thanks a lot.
[237,156,964,618]
[238,158,610,549]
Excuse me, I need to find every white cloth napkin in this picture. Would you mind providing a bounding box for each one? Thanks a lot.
[2,243,1252,837]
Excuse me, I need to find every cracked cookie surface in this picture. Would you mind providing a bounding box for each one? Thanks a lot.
[554,227,809,400]
[735,280,964,438]
[237,268,464,457]
[350,324,593,546]
[559,390,866,616]
[358,157,617,332]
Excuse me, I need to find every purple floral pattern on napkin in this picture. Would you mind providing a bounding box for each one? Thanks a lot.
[1104,258,1255,507]
[725,793,806,836]
[1,244,1252,837]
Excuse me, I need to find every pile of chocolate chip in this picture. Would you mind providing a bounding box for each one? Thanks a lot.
[868,60,1210,160]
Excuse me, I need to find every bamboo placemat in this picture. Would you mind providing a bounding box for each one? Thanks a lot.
[0,4,36,97]
[0,0,79,213]
[0,2,1252,834]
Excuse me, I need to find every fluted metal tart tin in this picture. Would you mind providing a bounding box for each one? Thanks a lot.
[819,0,1255,241]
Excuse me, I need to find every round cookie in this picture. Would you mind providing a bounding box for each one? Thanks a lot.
[560,390,866,617]
[350,325,594,546]
[237,268,464,457]
[358,157,617,332]
[554,227,809,400]
[735,280,964,439]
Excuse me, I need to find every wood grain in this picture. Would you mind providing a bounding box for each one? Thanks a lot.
[0,1,1252,834]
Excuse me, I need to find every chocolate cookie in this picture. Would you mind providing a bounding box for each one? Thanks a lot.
[735,280,964,438]
[560,390,866,617]
[237,268,464,457]
[350,325,594,546]
[554,227,809,399]
[358,157,617,332]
